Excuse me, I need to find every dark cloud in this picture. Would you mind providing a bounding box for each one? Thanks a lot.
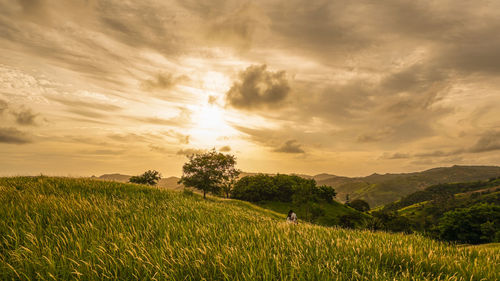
[12,107,38,126]
[268,0,373,64]
[141,73,188,91]
[415,149,465,158]
[226,64,290,109]
[383,132,500,160]
[233,125,280,147]
[380,152,411,160]
[206,3,268,49]
[357,128,394,143]
[0,127,31,144]
[470,131,500,153]
[273,140,304,154]
[436,23,500,75]
[176,148,206,156]
[219,145,231,152]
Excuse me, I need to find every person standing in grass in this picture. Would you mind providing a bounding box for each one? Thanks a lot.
[287,210,297,224]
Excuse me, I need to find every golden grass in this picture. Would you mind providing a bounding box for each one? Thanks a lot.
[0,176,498,280]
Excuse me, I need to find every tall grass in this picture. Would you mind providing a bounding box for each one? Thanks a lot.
[1,177,498,280]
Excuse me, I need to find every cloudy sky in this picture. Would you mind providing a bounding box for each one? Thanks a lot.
[1,0,499,177]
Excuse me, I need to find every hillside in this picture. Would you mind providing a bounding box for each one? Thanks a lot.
[1,177,498,280]
[384,178,500,212]
[314,165,500,207]
[366,178,500,244]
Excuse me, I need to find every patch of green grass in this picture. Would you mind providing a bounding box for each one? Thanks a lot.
[256,200,369,227]
[1,177,498,280]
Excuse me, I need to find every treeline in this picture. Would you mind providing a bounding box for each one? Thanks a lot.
[231,174,336,203]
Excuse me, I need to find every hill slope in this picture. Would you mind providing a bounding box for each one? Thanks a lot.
[1,177,498,280]
[315,165,500,207]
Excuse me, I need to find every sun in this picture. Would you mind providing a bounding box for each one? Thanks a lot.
[188,103,233,146]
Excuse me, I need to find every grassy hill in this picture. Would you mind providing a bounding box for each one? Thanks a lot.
[315,165,500,207]
[1,177,499,280]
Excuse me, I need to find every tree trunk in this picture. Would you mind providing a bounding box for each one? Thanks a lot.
[203,190,206,199]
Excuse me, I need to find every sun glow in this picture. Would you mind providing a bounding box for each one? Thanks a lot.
[188,103,233,145]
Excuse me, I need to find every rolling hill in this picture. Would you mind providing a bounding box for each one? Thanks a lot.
[313,165,500,207]
[0,176,498,280]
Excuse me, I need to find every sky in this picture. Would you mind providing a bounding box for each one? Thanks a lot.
[0,0,499,177]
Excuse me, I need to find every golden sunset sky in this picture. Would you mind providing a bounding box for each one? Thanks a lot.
[1,0,499,177]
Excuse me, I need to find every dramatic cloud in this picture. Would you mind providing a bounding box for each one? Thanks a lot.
[0,127,31,144]
[226,65,290,109]
[274,140,304,154]
[1,0,500,176]
[470,131,500,153]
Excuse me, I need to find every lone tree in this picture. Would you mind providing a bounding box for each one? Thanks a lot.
[178,149,240,199]
[129,170,161,185]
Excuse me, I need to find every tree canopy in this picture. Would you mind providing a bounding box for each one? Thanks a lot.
[178,149,240,198]
[231,174,336,203]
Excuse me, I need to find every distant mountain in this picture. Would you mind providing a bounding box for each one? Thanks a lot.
[98,173,131,182]
[313,165,500,208]
[97,174,183,190]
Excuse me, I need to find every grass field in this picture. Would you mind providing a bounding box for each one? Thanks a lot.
[1,177,499,280]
